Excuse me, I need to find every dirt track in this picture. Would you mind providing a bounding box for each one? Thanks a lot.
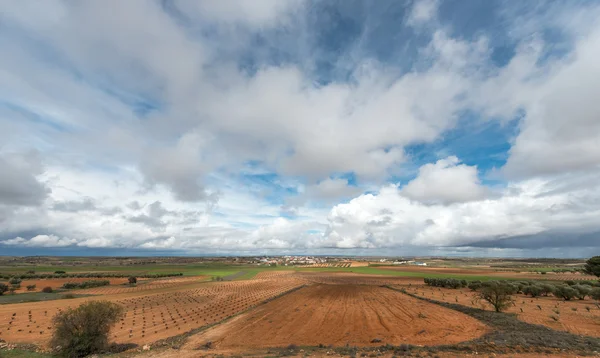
[184,284,488,350]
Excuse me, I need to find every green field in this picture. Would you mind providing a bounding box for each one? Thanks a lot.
[0,263,534,282]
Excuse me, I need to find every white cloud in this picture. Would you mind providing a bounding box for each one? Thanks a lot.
[402,156,488,204]
[323,174,600,249]
[174,0,303,28]
[2,235,76,248]
[1,0,600,254]
[407,0,439,26]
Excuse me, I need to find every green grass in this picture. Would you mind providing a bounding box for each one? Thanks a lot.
[0,291,89,305]
[0,349,52,357]
[0,262,523,281]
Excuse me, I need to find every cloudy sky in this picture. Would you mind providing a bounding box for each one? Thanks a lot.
[1,0,599,257]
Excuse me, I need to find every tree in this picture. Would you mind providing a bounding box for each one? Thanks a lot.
[0,283,7,296]
[128,276,137,285]
[573,284,591,300]
[591,287,600,300]
[523,285,543,297]
[42,286,53,293]
[478,281,514,312]
[583,256,600,278]
[555,285,577,301]
[51,301,124,357]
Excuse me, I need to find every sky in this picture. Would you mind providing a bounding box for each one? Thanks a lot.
[1,0,600,258]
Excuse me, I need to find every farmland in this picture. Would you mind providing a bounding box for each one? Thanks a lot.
[1,257,599,357]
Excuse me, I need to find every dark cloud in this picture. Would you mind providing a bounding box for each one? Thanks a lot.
[0,152,50,206]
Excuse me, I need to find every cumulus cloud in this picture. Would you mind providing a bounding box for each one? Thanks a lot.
[323,175,600,249]
[2,234,76,248]
[1,1,600,255]
[402,156,488,204]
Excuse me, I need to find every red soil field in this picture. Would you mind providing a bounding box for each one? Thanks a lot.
[8,277,132,294]
[399,284,600,338]
[184,284,488,351]
[67,276,207,295]
[298,271,423,285]
[0,276,304,347]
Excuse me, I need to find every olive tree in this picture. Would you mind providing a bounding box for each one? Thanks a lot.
[51,301,124,357]
[478,281,515,312]
[584,256,600,278]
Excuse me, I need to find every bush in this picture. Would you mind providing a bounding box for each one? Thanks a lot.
[555,285,578,301]
[540,283,556,296]
[468,281,482,291]
[26,284,37,291]
[0,283,7,295]
[42,286,53,293]
[54,270,66,274]
[9,277,22,285]
[591,287,600,300]
[523,285,543,297]
[63,280,110,290]
[573,284,592,300]
[478,281,514,312]
[583,256,600,278]
[128,276,137,285]
[51,301,124,357]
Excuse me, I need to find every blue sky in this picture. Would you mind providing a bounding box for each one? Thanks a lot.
[1,0,600,257]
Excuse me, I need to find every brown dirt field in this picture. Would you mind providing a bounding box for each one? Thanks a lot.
[142,349,582,358]
[67,276,208,295]
[184,284,488,351]
[9,277,132,294]
[0,276,304,347]
[298,271,423,285]
[399,285,600,338]
[379,266,597,281]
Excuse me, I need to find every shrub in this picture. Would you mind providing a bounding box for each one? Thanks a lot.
[573,284,591,300]
[62,282,80,289]
[540,283,556,296]
[523,285,543,297]
[555,285,578,301]
[128,276,137,285]
[0,283,7,296]
[54,270,66,274]
[51,301,124,357]
[583,256,600,278]
[468,281,482,291]
[9,277,22,285]
[42,286,53,293]
[591,287,600,300]
[478,281,514,312]
[26,270,35,274]
[26,284,37,291]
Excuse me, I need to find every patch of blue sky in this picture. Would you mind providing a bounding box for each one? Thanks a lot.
[0,100,69,133]
[238,171,299,205]
[2,20,163,119]
[394,111,518,186]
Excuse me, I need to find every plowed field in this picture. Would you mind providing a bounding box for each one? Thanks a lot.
[184,284,488,350]
[400,285,600,338]
[0,276,304,346]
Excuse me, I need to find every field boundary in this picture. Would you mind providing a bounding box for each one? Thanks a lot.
[151,284,309,350]
[385,285,600,355]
